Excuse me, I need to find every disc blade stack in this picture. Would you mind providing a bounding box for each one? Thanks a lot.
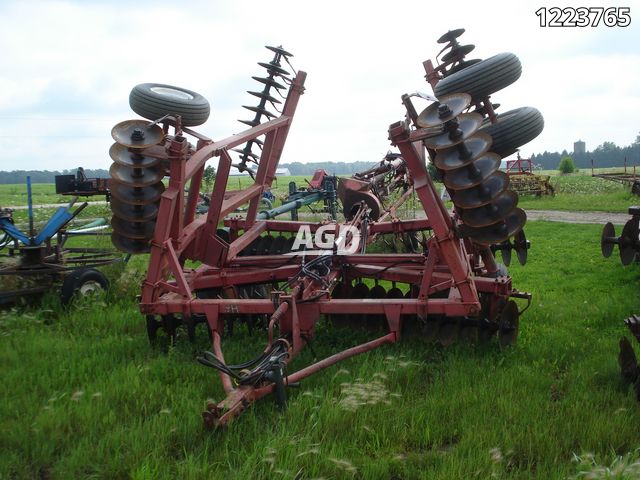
[600,207,640,265]
[108,120,165,254]
[418,93,526,247]
[233,45,294,175]
[436,28,481,77]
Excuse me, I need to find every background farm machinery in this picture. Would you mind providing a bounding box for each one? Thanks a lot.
[592,158,640,195]
[505,155,555,196]
[107,31,542,427]
[0,175,120,306]
[601,207,640,399]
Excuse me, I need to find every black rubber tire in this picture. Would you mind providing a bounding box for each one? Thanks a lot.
[434,52,522,102]
[129,83,210,126]
[480,107,544,158]
[61,268,109,305]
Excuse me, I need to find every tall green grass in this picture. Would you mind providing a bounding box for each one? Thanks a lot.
[1,221,640,478]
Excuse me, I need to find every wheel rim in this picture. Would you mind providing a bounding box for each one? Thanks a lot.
[149,86,194,101]
[78,280,104,296]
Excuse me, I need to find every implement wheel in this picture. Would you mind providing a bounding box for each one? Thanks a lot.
[480,107,544,158]
[434,52,522,102]
[129,83,210,126]
[61,268,108,305]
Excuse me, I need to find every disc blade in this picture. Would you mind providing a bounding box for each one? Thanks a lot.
[422,113,483,149]
[257,62,290,77]
[514,229,529,265]
[447,58,482,75]
[463,208,527,246]
[601,222,616,258]
[272,236,288,255]
[111,120,164,148]
[111,232,150,254]
[370,285,387,299]
[441,44,475,63]
[501,247,512,266]
[459,324,478,343]
[386,287,404,299]
[252,76,287,90]
[438,320,458,346]
[437,28,465,44]
[265,45,294,57]
[109,163,164,187]
[248,90,282,104]
[109,181,165,205]
[242,105,277,118]
[350,282,370,298]
[110,198,159,222]
[449,171,510,209]
[109,143,160,168]
[111,216,155,239]
[434,133,493,171]
[459,190,518,228]
[416,93,472,128]
[443,153,501,191]
[498,300,519,347]
[620,217,639,265]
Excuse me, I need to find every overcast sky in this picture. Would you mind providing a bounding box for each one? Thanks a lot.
[0,0,638,172]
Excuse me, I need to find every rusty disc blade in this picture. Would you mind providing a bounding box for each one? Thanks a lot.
[463,208,527,246]
[109,143,161,168]
[416,93,472,128]
[111,232,150,254]
[441,44,475,63]
[111,216,155,240]
[437,28,465,44]
[601,222,616,258]
[459,190,518,228]
[450,171,509,209]
[514,229,529,265]
[342,189,382,221]
[111,120,164,148]
[110,163,164,187]
[422,113,483,150]
[434,133,493,171]
[498,300,519,347]
[443,153,501,191]
[110,198,159,222]
[109,181,165,205]
[620,217,639,265]
[258,235,275,255]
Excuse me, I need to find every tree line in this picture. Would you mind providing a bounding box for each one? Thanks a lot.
[2,135,639,184]
[532,134,640,170]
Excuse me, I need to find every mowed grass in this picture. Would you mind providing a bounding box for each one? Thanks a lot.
[2,221,640,479]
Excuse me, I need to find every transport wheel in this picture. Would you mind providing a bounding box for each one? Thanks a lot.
[480,107,544,158]
[129,83,210,126]
[434,52,522,102]
[61,268,109,305]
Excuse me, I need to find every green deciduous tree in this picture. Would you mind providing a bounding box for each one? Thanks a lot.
[558,156,576,174]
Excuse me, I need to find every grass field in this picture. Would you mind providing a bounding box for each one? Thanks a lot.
[2,220,640,479]
[2,170,638,225]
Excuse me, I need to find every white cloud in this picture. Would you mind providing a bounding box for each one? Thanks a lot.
[0,0,638,171]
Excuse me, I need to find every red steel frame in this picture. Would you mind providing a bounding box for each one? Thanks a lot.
[135,67,525,427]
